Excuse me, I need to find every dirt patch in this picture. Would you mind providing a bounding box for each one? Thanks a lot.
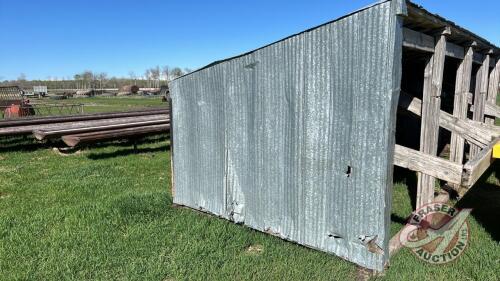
[0,192,10,199]
[52,147,82,156]
[0,156,5,161]
[245,244,264,255]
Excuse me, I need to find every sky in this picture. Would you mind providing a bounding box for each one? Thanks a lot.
[0,0,498,81]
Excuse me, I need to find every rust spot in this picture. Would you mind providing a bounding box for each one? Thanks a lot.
[264,227,281,237]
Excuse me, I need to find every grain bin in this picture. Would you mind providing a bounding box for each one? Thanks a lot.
[169,0,500,271]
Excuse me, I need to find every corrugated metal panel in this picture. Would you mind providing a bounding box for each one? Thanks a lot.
[170,0,405,271]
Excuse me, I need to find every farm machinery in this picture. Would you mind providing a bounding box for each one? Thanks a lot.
[0,86,84,119]
[0,86,34,118]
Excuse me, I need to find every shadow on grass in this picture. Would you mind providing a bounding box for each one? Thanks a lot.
[0,136,50,153]
[79,134,168,150]
[86,144,170,160]
[393,166,418,209]
[0,134,169,154]
[456,162,500,242]
[390,214,408,225]
[113,192,173,224]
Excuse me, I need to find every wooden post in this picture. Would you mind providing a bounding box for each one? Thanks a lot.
[450,43,474,166]
[416,28,449,208]
[485,58,500,124]
[470,51,492,157]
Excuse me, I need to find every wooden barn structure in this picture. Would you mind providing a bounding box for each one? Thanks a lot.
[168,0,500,273]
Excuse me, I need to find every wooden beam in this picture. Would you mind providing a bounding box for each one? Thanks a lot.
[485,102,500,118]
[470,53,492,157]
[406,3,498,53]
[394,145,463,185]
[402,27,435,53]
[485,59,500,124]
[462,137,499,188]
[399,92,499,147]
[417,30,448,208]
[402,27,465,60]
[394,138,498,189]
[450,45,474,166]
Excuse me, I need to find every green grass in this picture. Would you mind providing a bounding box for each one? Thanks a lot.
[32,96,165,114]
[0,97,499,280]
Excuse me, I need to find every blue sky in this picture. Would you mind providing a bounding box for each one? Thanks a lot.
[0,0,498,80]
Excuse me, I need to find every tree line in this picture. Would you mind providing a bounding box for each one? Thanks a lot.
[0,66,192,90]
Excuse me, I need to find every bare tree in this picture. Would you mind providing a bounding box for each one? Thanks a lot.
[162,66,170,82]
[170,67,184,79]
[144,69,152,88]
[74,74,82,89]
[82,70,93,89]
[151,66,160,88]
[98,72,108,90]
[128,71,137,85]
[17,73,27,81]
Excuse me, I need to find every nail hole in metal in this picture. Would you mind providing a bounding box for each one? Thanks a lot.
[346,165,352,177]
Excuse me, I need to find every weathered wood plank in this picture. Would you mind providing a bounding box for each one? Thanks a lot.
[470,53,492,157]
[484,102,500,118]
[398,92,499,147]
[402,27,465,59]
[450,45,474,166]
[417,31,448,208]
[485,59,500,124]
[402,27,435,53]
[394,145,463,185]
[462,137,499,187]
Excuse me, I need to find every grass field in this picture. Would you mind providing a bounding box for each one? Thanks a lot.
[0,97,499,280]
[31,96,165,115]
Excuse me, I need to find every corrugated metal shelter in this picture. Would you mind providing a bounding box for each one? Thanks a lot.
[169,0,500,271]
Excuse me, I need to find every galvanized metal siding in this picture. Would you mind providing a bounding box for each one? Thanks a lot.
[171,0,404,271]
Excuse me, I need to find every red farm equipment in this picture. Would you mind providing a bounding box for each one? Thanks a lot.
[0,86,84,119]
[0,86,35,118]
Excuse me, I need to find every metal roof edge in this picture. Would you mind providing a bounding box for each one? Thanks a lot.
[406,1,499,53]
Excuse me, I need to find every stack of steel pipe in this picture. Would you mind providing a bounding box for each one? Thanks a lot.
[0,108,170,147]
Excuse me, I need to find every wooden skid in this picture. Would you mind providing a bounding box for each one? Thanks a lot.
[393,137,500,188]
[449,45,474,167]
[416,31,447,208]
[484,102,500,119]
[470,54,492,157]
[398,92,500,147]
[462,138,498,187]
[394,145,462,185]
